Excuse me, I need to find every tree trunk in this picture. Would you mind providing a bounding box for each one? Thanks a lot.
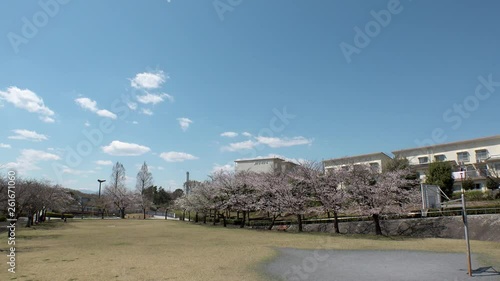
[143,208,146,220]
[101,208,105,219]
[165,209,168,220]
[120,208,126,219]
[195,212,199,223]
[182,210,186,222]
[188,211,191,222]
[222,213,227,227]
[26,211,32,228]
[372,214,382,235]
[236,211,239,219]
[240,211,246,228]
[327,211,331,218]
[333,210,340,234]
[297,214,303,232]
[267,215,278,230]
[213,210,217,225]
[203,213,207,224]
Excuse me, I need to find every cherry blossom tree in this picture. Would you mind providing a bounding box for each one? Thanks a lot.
[342,164,420,235]
[254,171,291,230]
[278,164,314,232]
[295,162,349,234]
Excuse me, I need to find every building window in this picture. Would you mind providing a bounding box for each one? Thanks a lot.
[475,150,488,162]
[418,157,429,164]
[434,154,446,162]
[457,152,470,163]
[495,163,500,171]
[369,162,380,171]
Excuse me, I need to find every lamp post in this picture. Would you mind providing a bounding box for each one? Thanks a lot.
[98,179,106,219]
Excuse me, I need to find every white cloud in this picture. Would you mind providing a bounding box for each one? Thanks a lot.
[255,136,313,148]
[221,136,313,152]
[160,151,198,162]
[130,71,167,89]
[221,132,238,138]
[141,108,153,116]
[75,97,117,119]
[60,166,96,176]
[212,163,235,173]
[96,109,116,119]
[177,117,193,131]
[40,116,55,123]
[95,160,113,166]
[242,132,252,137]
[75,97,97,111]
[84,121,91,127]
[8,129,48,142]
[157,166,165,170]
[221,140,257,152]
[102,140,151,156]
[136,92,174,105]
[127,102,138,110]
[132,121,139,124]
[0,143,11,149]
[3,149,60,172]
[0,86,55,123]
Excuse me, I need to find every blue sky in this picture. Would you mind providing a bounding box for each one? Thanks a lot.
[0,0,499,193]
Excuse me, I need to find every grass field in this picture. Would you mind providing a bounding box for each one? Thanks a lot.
[1,219,500,281]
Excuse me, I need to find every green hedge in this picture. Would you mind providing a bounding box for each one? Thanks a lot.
[451,190,495,201]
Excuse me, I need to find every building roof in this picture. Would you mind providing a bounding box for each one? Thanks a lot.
[234,157,285,163]
[323,152,392,163]
[392,135,500,154]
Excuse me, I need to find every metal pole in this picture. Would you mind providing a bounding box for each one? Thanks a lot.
[461,192,472,276]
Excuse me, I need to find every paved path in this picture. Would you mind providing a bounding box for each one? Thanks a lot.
[262,248,500,281]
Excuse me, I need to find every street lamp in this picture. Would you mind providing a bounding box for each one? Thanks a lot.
[97,179,106,219]
[97,179,106,198]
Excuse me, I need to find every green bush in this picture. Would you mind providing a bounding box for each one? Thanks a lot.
[464,190,491,201]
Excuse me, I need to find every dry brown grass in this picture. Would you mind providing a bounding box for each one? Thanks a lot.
[1,219,499,281]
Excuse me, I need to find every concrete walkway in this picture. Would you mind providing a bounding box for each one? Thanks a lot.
[262,248,500,281]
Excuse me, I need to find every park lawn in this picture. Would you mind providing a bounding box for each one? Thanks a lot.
[1,219,499,281]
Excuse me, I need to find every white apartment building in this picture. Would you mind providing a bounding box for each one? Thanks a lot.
[323,152,393,173]
[392,135,500,192]
[234,157,298,174]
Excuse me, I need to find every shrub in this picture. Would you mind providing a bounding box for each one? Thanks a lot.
[464,190,489,201]
[462,178,475,191]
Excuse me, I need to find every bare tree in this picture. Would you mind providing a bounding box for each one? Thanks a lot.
[136,162,154,219]
[105,162,132,219]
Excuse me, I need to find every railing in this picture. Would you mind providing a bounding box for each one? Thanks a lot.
[452,170,489,180]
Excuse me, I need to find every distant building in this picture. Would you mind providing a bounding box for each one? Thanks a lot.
[392,135,500,192]
[234,157,298,174]
[323,152,393,174]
